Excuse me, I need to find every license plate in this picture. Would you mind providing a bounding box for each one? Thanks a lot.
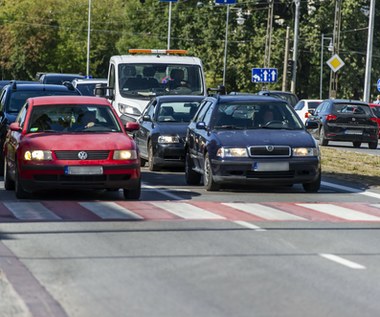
[65,166,103,175]
[252,162,289,172]
[345,129,363,135]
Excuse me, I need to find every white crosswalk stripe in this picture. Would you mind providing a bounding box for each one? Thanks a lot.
[151,202,225,219]
[223,203,307,221]
[5,202,62,220]
[79,202,143,220]
[297,203,380,221]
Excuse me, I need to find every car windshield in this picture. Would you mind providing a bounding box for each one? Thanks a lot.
[27,104,122,133]
[7,90,79,113]
[156,101,201,123]
[118,63,204,99]
[213,102,303,130]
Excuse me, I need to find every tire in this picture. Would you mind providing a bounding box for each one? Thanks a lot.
[3,157,14,190]
[368,141,378,149]
[203,153,220,191]
[140,157,147,167]
[353,141,361,148]
[319,127,328,146]
[148,142,159,171]
[15,164,30,199]
[185,152,201,185]
[302,172,321,193]
[123,180,141,200]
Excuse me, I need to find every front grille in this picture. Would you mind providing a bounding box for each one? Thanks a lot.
[55,150,110,160]
[249,146,291,157]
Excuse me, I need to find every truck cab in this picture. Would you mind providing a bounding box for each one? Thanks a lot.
[105,49,207,122]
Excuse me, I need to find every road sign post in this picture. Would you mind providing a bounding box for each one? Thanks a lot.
[251,68,278,84]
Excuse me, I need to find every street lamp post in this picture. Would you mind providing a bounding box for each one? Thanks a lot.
[222,4,230,86]
[320,33,333,99]
[167,1,172,50]
[86,0,91,77]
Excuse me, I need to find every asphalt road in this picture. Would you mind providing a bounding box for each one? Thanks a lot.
[1,165,380,317]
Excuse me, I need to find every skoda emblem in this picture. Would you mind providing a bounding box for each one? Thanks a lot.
[78,151,88,160]
[266,145,274,152]
[352,117,356,122]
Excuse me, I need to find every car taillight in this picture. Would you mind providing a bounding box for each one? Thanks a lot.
[305,112,309,118]
[370,117,378,123]
[326,114,337,121]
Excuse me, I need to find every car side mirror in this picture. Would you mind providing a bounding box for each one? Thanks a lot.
[142,115,151,122]
[125,121,140,132]
[196,122,206,130]
[9,122,21,132]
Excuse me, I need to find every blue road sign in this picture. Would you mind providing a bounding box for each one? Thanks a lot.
[215,0,237,4]
[377,79,380,92]
[251,68,278,83]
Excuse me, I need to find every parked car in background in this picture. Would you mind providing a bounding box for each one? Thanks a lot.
[369,103,380,138]
[294,99,323,124]
[134,95,204,171]
[39,73,85,85]
[3,96,141,199]
[72,78,107,96]
[184,93,321,192]
[307,99,378,148]
[0,81,81,174]
[257,90,299,107]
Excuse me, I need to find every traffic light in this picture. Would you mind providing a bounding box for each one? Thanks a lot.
[287,59,294,78]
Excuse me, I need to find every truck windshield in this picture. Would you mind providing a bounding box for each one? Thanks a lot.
[118,63,204,99]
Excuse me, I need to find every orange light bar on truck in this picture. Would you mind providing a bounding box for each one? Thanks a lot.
[128,49,188,55]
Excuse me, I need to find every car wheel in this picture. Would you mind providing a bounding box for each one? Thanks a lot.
[353,141,361,148]
[148,142,159,171]
[123,180,141,200]
[3,157,14,190]
[185,152,201,185]
[15,164,30,199]
[204,153,220,191]
[140,157,147,167]
[302,172,321,193]
[319,127,328,146]
[368,141,378,149]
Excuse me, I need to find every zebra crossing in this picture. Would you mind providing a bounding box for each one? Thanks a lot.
[1,201,380,223]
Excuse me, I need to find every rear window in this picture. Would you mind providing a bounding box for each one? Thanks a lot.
[308,101,321,109]
[333,104,371,116]
[371,106,380,118]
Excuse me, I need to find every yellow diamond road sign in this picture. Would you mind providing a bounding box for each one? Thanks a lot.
[327,54,345,73]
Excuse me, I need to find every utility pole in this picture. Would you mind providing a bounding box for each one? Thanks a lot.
[363,0,376,102]
[290,0,300,94]
[264,0,274,68]
[282,26,290,91]
[329,0,342,98]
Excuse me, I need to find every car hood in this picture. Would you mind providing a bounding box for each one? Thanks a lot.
[214,129,316,147]
[24,133,136,150]
[156,123,188,136]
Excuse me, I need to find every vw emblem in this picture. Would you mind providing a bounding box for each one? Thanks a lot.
[78,151,88,160]
[266,145,274,152]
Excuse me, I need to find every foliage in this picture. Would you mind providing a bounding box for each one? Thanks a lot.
[0,0,378,100]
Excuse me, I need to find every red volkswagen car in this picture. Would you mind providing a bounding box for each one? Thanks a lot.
[3,96,141,199]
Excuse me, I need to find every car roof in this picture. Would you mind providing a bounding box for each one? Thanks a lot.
[328,99,369,105]
[209,95,287,104]
[111,55,203,65]
[3,83,79,92]
[154,95,205,102]
[72,78,107,84]
[27,95,111,106]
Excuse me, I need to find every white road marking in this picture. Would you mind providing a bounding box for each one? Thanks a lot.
[224,203,307,221]
[79,202,143,220]
[322,181,380,199]
[151,202,225,219]
[4,202,62,220]
[319,253,366,270]
[142,183,184,200]
[298,203,380,221]
[233,221,266,231]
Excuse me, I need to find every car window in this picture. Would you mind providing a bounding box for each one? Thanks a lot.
[27,105,122,133]
[193,101,212,123]
[371,106,380,118]
[333,104,371,116]
[308,101,321,110]
[16,103,28,127]
[294,101,304,110]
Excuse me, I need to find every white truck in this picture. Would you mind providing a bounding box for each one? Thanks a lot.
[98,49,207,122]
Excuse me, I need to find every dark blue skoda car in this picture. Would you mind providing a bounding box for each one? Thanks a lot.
[185,94,321,192]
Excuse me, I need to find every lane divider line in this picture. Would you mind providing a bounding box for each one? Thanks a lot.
[319,253,366,270]
[233,221,266,231]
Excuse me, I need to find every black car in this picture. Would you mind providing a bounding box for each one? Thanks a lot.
[0,81,81,174]
[307,99,378,149]
[257,90,299,107]
[134,95,204,171]
[38,73,85,85]
[185,94,321,192]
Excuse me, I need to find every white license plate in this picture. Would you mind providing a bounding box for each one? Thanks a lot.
[252,162,289,172]
[345,129,363,135]
[65,166,103,175]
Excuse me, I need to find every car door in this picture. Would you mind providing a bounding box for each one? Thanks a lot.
[308,101,328,138]
[135,100,156,160]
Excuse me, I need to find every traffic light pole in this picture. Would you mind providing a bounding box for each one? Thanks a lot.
[290,0,300,94]
[329,0,342,99]
[282,26,290,91]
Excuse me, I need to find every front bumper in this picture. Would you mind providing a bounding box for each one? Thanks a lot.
[152,143,185,167]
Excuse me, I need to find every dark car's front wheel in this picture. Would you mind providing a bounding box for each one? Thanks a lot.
[3,157,14,190]
[15,164,31,199]
[368,141,378,149]
[204,153,220,191]
[185,152,201,185]
[123,180,141,200]
[148,142,159,171]
[302,172,321,193]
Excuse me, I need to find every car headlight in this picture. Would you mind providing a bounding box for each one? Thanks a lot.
[158,135,180,144]
[24,150,52,161]
[113,150,137,160]
[118,103,141,116]
[217,147,248,158]
[293,147,318,156]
